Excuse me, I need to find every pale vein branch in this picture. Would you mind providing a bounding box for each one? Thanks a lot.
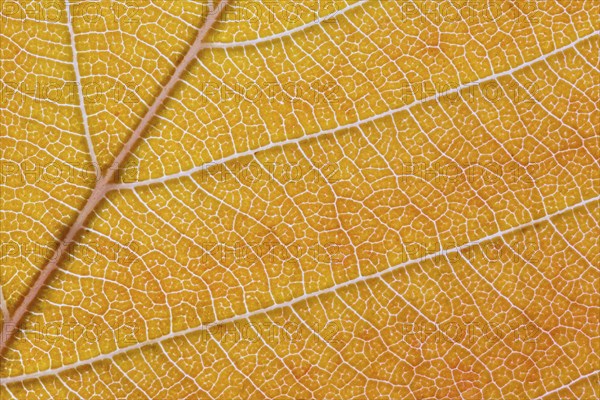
[204,0,369,49]
[113,30,600,191]
[532,370,599,400]
[2,194,597,385]
[65,0,97,170]
[0,0,230,356]
[0,287,9,322]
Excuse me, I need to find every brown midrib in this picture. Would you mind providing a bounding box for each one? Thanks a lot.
[0,0,230,356]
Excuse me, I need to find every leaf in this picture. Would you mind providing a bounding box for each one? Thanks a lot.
[1,0,599,398]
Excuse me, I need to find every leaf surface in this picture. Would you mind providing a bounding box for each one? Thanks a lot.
[1,0,599,399]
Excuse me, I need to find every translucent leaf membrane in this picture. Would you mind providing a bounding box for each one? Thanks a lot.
[1,0,93,314]
[129,0,599,181]
[1,0,599,399]
[210,0,359,43]
[65,0,213,168]
[2,203,598,398]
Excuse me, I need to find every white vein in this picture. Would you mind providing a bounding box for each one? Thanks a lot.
[532,370,599,400]
[204,0,369,49]
[65,0,97,170]
[2,194,598,385]
[113,30,600,191]
[0,287,9,321]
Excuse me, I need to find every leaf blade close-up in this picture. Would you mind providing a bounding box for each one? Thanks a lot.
[1,0,599,399]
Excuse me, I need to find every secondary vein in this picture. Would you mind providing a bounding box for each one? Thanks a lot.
[65,0,97,170]
[2,194,597,385]
[113,30,599,191]
[0,0,230,357]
